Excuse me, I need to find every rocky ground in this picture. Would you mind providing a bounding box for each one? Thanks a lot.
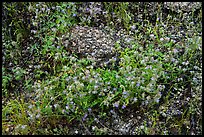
[63,2,202,135]
[2,2,202,135]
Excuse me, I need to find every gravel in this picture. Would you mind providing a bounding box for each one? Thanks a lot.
[164,2,201,12]
[62,25,135,68]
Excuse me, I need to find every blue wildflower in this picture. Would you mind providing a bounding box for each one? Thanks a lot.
[82,113,88,121]
[88,108,92,112]
[113,102,119,108]
[122,91,127,95]
[122,104,126,109]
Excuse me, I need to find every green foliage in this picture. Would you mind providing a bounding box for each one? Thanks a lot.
[104,2,131,30]
[2,2,202,135]
[3,2,30,42]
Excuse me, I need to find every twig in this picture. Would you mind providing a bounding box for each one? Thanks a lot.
[80,118,92,135]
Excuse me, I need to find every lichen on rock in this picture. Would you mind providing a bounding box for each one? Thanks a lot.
[62,25,120,68]
[164,2,202,13]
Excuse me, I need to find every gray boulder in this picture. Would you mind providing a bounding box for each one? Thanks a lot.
[164,2,202,13]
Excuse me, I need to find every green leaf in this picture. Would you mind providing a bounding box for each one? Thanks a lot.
[16,75,22,81]
[56,18,61,24]
[61,81,65,89]
[35,74,41,79]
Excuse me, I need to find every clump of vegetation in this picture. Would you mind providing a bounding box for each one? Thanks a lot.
[2,2,202,135]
